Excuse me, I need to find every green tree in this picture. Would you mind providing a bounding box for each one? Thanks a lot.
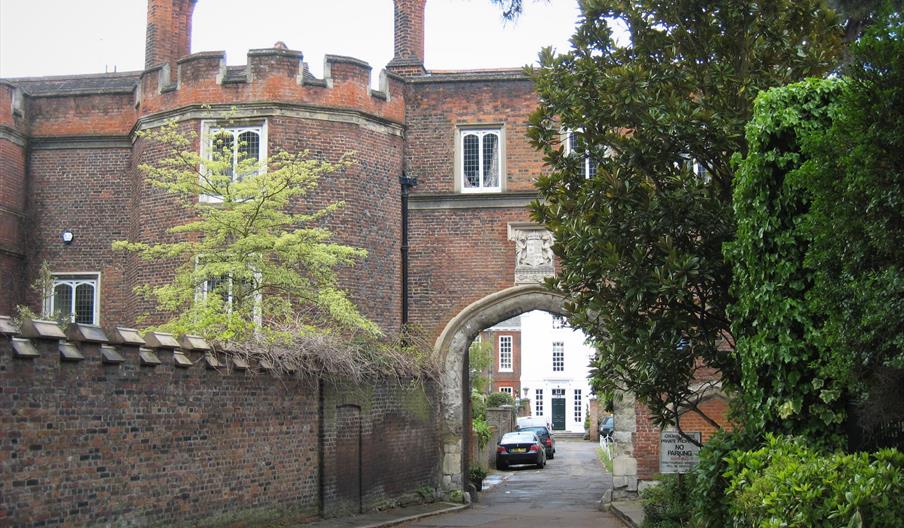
[529,0,841,439]
[114,120,380,344]
[803,9,904,444]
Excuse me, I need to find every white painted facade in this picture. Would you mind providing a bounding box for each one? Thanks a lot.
[518,310,595,433]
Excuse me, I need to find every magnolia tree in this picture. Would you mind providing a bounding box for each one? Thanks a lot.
[529,0,841,440]
[115,121,379,345]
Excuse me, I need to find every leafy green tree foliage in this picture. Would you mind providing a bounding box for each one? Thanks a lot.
[530,0,841,437]
[803,9,904,442]
[727,78,847,446]
[114,121,379,343]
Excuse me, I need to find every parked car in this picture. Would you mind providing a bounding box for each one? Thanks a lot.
[496,431,547,470]
[517,425,555,459]
[516,415,550,430]
[599,416,614,439]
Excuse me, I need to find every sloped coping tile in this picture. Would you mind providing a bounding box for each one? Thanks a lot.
[19,319,66,340]
[144,331,180,349]
[203,352,222,369]
[0,316,19,335]
[173,350,194,368]
[179,334,211,352]
[100,345,125,365]
[59,341,85,362]
[11,338,40,359]
[138,348,161,367]
[66,323,108,343]
[231,356,249,371]
[112,327,146,346]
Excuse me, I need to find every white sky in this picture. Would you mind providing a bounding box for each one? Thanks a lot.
[0,0,581,83]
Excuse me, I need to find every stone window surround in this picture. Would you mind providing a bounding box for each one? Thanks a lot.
[453,123,506,193]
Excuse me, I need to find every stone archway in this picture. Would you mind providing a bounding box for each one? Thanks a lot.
[433,284,567,489]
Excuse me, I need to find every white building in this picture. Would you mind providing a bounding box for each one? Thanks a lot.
[519,310,595,433]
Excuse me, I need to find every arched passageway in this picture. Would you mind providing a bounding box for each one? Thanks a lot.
[433,284,567,488]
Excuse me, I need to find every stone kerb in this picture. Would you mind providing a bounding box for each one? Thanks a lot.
[434,285,566,490]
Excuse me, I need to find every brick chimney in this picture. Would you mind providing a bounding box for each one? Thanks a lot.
[387,0,427,76]
[145,0,198,70]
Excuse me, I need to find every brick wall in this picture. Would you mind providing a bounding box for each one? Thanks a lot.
[633,397,732,480]
[408,207,531,337]
[321,381,440,517]
[0,325,442,525]
[485,329,521,395]
[405,78,541,194]
[23,146,133,327]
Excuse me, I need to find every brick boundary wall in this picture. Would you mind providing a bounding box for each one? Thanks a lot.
[0,317,442,526]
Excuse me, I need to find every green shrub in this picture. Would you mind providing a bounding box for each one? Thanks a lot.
[471,390,487,421]
[690,429,761,528]
[472,417,492,449]
[487,392,515,407]
[724,435,904,527]
[641,474,694,528]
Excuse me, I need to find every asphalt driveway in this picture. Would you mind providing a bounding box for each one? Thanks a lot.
[399,437,623,527]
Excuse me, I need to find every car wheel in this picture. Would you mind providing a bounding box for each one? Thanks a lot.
[548,450,554,460]
[537,457,545,469]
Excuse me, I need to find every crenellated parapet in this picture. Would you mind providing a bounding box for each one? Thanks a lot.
[137,48,406,125]
[0,315,283,377]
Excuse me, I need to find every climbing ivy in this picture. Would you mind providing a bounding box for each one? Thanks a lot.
[727,78,847,446]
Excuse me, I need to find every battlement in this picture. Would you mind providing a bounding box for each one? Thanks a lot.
[0,315,284,377]
[137,48,406,124]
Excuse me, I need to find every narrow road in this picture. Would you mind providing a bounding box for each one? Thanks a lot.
[400,437,624,527]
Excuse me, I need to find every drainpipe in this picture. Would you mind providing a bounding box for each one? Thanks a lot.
[399,173,417,329]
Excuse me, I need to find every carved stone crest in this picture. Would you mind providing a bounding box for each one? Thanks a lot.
[507,223,555,284]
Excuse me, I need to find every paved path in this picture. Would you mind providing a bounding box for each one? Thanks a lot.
[398,438,623,528]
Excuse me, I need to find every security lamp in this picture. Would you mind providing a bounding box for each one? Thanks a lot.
[61,229,74,245]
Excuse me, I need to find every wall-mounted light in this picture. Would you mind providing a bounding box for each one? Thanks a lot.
[61,229,74,245]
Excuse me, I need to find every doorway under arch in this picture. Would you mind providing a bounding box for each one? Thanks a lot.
[433,284,567,489]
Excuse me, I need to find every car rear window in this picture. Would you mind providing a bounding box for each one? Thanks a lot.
[502,432,537,443]
[521,426,549,435]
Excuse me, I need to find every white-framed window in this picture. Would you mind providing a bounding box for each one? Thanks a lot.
[552,341,564,372]
[196,258,262,326]
[551,315,569,329]
[564,129,598,179]
[200,121,268,201]
[678,154,710,182]
[499,386,513,396]
[44,273,100,325]
[574,389,583,423]
[499,335,513,372]
[459,128,502,192]
[535,389,544,415]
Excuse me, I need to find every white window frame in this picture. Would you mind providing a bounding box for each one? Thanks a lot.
[44,273,100,325]
[574,389,583,423]
[456,126,504,193]
[498,335,513,372]
[499,386,513,396]
[535,389,544,416]
[552,341,565,372]
[551,315,569,329]
[195,257,263,326]
[563,128,598,179]
[199,120,268,203]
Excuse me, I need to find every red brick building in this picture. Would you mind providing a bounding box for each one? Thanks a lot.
[480,316,522,397]
[0,0,730,496]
